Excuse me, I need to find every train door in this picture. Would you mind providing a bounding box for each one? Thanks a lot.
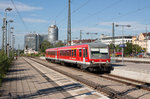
[83,48,86,63]
[78,49,82,61]
[83,48,88,62]
[55,51,57,59]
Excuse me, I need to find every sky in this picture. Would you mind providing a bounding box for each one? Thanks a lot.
[0,0,150,49]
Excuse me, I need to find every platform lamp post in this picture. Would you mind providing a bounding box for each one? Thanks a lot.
[115,24,131,65]
[3,7,12,54]
[2,26,5,50]
[12,34,15,57]
[7,20,14,58]
[10,27,14,57]
[10,27,14,48]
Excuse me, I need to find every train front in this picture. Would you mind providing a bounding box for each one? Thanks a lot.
[88,42,113,72]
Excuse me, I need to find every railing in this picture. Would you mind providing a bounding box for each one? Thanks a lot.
[112,57,150,63]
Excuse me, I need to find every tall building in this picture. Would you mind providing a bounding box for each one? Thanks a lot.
[48,25,58,43]
[40,34,48,42]
[24,34,40,51]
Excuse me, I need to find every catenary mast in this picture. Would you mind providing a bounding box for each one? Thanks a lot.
[67,0,71,45]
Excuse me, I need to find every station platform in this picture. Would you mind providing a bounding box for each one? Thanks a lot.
[0,57,108,99]
[111,61,150,83]
[40,57,150,83]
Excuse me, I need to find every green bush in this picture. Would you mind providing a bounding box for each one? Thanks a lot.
[0,51,13,86]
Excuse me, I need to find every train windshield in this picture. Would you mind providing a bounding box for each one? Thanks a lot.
[90,47,109,59]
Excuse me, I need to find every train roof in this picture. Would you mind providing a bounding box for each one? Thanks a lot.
[46,41,107,51]
[79,41,107,48]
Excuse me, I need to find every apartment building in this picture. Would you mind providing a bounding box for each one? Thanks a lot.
[132,33,150,53]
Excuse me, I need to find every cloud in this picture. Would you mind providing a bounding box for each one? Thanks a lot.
[30,14,39,17]
[23,18,48,23]
[0,1,42,12]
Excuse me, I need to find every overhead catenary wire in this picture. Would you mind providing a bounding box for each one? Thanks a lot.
[72,0,90,14]
[109,4,150,21]
[89,0,122,18]
[10,0,29,32]
[55,5,68,20]
[92,3,150,27]
[57,0,90,26]
[76,0,122,25]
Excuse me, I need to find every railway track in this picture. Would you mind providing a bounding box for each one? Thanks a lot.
[28,57,150,99]
[100,74,150,91]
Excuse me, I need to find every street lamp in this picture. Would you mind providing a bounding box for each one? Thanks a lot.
[5,7,12,13]
[12,35,15,57]
[7,20,14,57]
[10,27,14,48]
[8,20,14,46]
[2,7,12,54]
[115,24,131,65]
[2,26,5,50]
[10,31,13,48]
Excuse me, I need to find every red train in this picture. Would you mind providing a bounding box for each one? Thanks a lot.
[45,42,113,72]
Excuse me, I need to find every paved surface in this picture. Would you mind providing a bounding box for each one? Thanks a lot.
[39,57,150,99]
[111,61,150,83]
[0,57,108,99]
[40,56,150,83]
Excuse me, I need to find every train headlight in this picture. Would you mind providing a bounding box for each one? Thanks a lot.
[92,60,94,63]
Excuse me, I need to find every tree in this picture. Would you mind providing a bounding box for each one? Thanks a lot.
[109,43,114,54]
[132,44,142,54]
[54,41,65,47]
[115,45,121,52]
[124,42,133,56]
[113,42,143,57]
[40,40,53,53]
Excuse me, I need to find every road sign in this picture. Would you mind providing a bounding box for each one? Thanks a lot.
[119,44,126,48]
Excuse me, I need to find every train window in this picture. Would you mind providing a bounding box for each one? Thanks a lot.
[69,50,71,56]
[85,49,88,57]
[74,49,76,57]
[79,49,82,57]
[63,50,65,56]
[83,49,85,57]
[65,50,67,56]
[91,47,109,59]
[64,50,66,56]
[55,51,57,56]
[67,50,70,56]
[60,51,62,56]
[67,50,69,56]
[72,50,74,56]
